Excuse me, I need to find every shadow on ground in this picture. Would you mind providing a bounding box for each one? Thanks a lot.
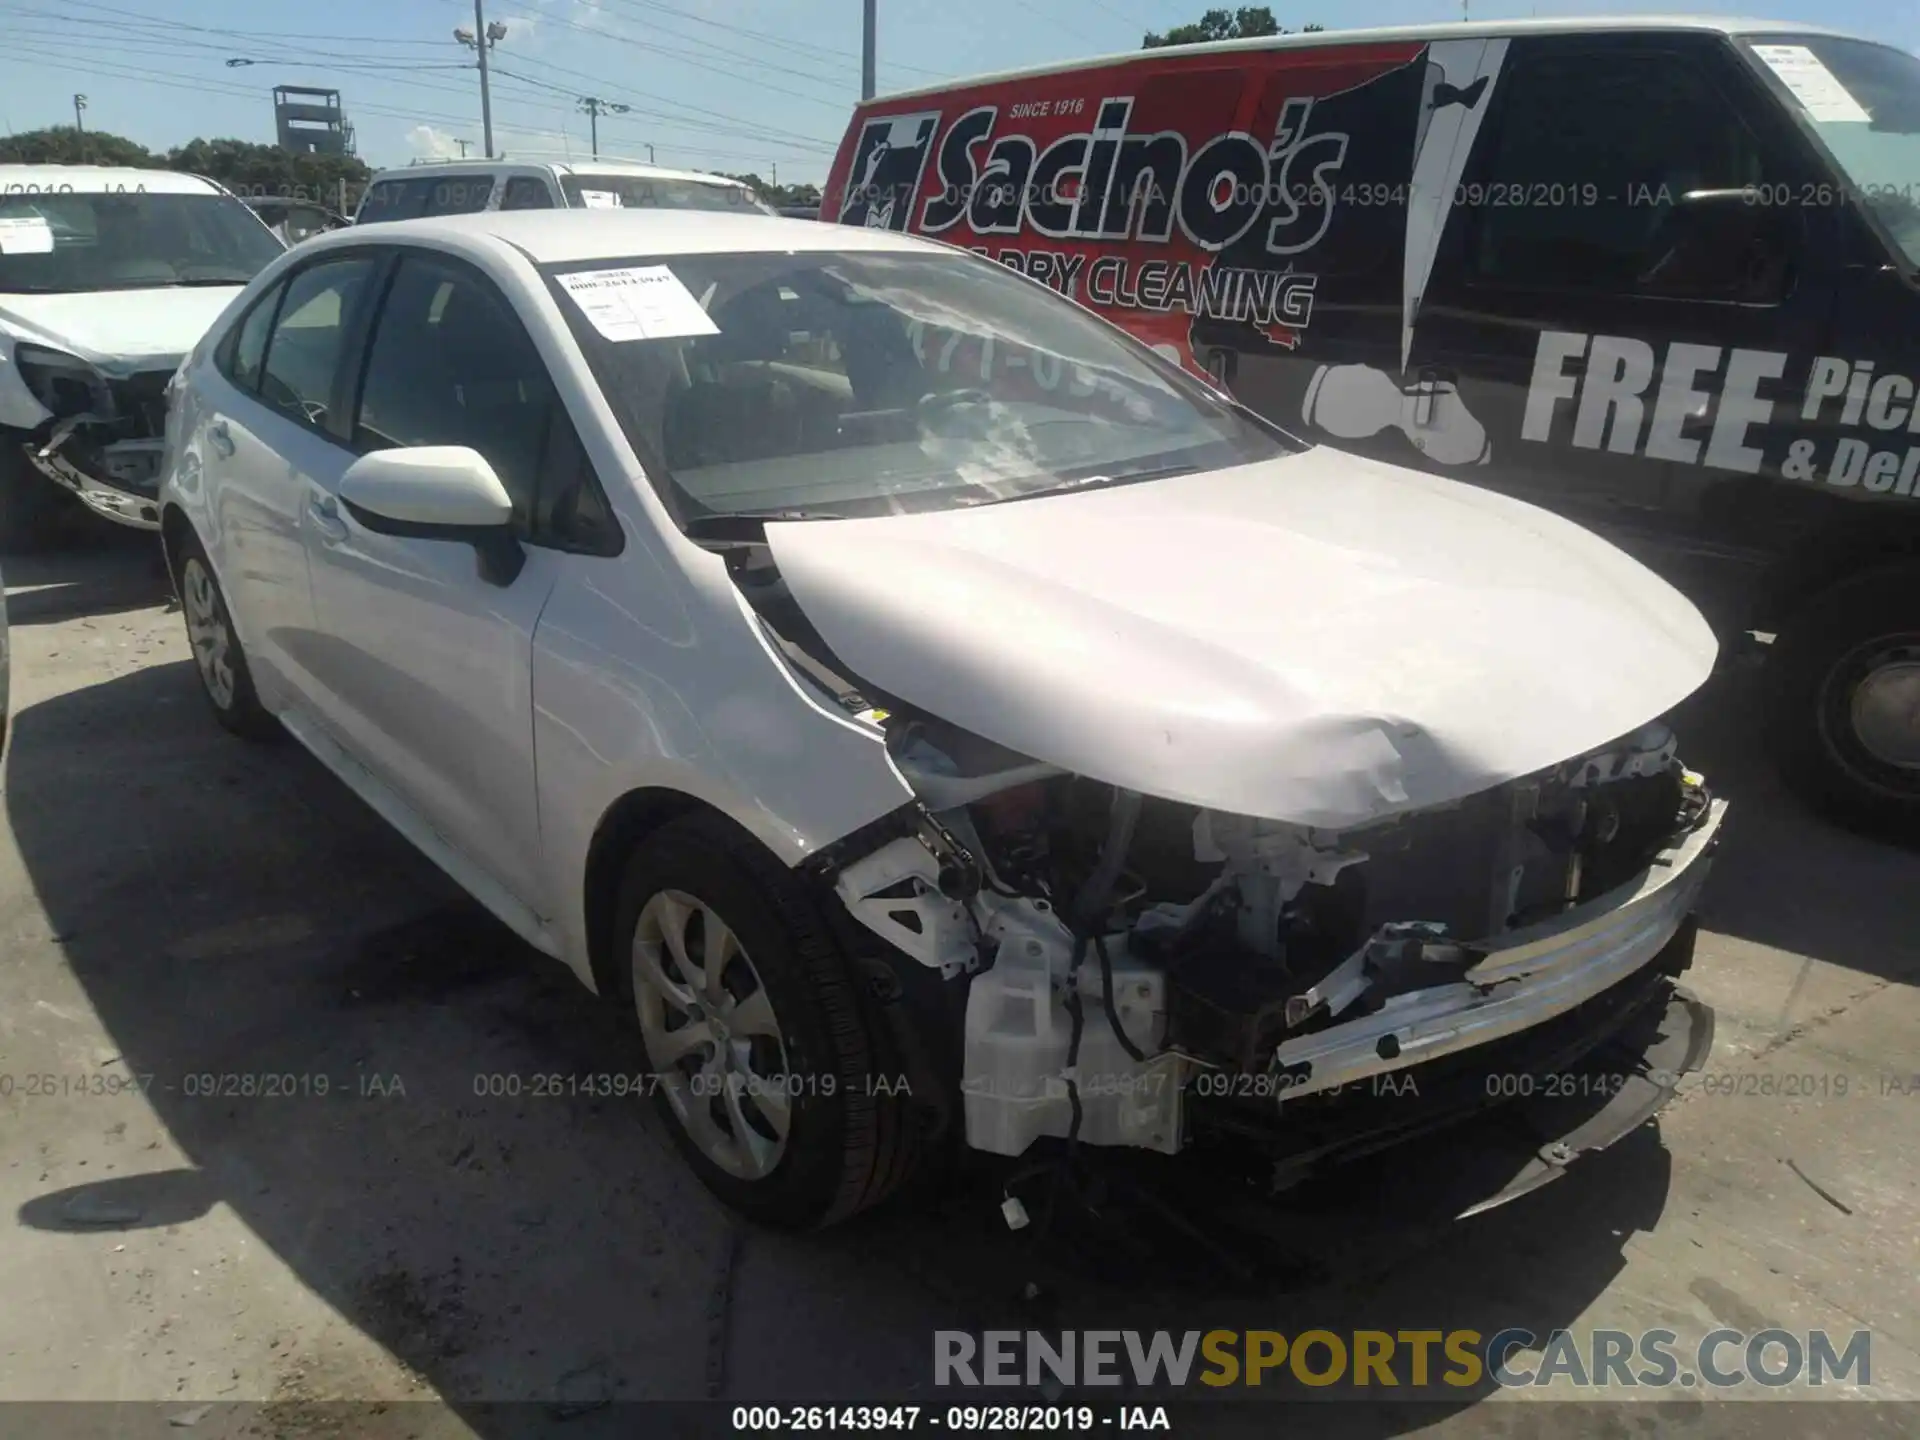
[3,585,1909,1435]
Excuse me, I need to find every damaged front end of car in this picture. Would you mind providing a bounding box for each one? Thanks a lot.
[756,603,1721,1214]
[12,343,173,529]
[818,713,1718,1193]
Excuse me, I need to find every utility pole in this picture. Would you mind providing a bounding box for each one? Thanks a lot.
[455,139,471,158]
[453,4,509,158]
[861,0,875,101]
[72,93,87,132]
[577,96,630,159]
[645,143,654,163]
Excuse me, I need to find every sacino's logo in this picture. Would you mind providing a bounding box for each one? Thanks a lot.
[915,95,1349,255]
[838,111,942,231]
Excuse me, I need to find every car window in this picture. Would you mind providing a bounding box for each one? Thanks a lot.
[500,176,555,210]
[217,279,285,394]
[352,254,556,527]
[0,191,284,295]
[1467,50,1778,299]
[548,249,1291,525]
[559,174,772,213]
[257,257,377,433]
[356,175,496,224]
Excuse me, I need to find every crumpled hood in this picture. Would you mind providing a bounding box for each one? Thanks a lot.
[765,448,1717,829]
[0,288,242,373]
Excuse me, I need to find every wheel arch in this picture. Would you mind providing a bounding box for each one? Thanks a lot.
[158,503,196,591]
[582,786,762,998]
[1752,515,1920,634]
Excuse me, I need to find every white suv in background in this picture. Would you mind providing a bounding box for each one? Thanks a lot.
[353,157,775,224]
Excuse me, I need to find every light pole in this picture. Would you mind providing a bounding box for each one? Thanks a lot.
[861,0,875,101]
[454,5,509,158]
[577,96,630,159]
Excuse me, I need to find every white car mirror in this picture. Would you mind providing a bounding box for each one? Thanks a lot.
[337,446,525,585]
[339,446,513,529]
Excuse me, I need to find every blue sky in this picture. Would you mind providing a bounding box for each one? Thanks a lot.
[0,0,1911,183]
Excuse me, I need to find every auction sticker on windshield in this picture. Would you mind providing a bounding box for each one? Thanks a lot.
[1751,44,1872,122]
[556,265,719,342]
[0,215,55,255]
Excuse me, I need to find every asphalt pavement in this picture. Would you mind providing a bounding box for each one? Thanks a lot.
[1,539,1915,1438]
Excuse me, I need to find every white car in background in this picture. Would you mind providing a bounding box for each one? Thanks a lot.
[158,210,1724,1229]
[0,166,285,545]
[352,157,774,224]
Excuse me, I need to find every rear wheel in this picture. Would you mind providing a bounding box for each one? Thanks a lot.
[612,813,922,1228]
[1769,563,1920,842]
[175,537,278,741]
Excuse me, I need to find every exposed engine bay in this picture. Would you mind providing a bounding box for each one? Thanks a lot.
[730,537,1725,1168]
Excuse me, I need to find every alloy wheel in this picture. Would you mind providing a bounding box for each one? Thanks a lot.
[631,889,793,1180]
[181,557,236,710]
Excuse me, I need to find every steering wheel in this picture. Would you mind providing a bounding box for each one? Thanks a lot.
[916,387,994,418]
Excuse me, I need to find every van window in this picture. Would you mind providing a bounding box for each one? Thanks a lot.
[1741,36,1920,268]
[356,174,495,223]
[1467,51,1774,299]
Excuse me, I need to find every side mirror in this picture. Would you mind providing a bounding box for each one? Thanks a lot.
[338,446,525,585]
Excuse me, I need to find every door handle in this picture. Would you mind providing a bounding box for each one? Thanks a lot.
[208,419,235,459]
[307,491,348,544]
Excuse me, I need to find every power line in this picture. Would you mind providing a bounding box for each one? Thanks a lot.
[0,2,837,158]
[587,0,948,79]
[0,46,835,169]
[484,0,853,109]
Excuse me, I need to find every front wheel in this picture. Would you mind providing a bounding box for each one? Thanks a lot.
[1769,563,1920,842]
[612,813,923,1228]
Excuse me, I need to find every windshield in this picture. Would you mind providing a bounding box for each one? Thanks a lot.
[1741,36,1920,267]
[560,174,774,214]
[0,190,284,294]
[547,250,1290,525]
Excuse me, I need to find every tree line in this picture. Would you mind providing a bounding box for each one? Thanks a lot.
[1143,8,1321,48]
[0,127,373,209]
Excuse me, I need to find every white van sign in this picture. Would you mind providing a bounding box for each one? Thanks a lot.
[1525,330,1920,497]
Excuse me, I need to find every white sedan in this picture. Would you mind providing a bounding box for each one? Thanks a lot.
[159,210,1725,1228]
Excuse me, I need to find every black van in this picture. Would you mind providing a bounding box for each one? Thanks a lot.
[825,18,1920,838]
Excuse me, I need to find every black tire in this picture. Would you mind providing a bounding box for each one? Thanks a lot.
[612,812,922,1229]
[0,443,79,555]
[1768,563,1920,842]
[172,533,278,741]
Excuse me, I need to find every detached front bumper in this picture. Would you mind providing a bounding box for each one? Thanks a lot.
[1271,798,1726,1101]
[23,439,164,530]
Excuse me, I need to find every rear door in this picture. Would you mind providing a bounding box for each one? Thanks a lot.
[199,253,381,705]
[1406,32,1841,622]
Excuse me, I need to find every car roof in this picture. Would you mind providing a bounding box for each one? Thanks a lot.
[869,15,1868,103]
[363,159,750,189]
[0,165,223,195]
[306,208,934,264]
